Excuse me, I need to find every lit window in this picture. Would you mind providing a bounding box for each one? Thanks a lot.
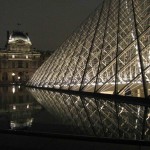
[12,55,15,58]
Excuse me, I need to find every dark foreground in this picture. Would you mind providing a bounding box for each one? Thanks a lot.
[0,132,150,150]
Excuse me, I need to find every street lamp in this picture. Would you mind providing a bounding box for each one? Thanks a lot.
[12,73,15,76]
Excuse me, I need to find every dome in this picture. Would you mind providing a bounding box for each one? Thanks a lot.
[8,31,32,45]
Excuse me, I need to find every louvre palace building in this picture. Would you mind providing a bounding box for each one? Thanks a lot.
[0,31,41,84]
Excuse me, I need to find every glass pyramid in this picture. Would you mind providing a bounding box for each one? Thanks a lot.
[28,0,150,98]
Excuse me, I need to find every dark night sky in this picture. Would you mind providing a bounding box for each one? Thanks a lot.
[0,0,102,51]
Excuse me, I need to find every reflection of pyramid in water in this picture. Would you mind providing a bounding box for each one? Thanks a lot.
[28,88,150,140]
[28,0,150,98]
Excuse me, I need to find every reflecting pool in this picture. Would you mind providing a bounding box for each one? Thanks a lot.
[0,86,150,141]
[0,86,42,130]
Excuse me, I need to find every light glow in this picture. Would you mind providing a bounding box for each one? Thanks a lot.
[12,55,15,58]
[12,73,15,76]
[12,87,15,93]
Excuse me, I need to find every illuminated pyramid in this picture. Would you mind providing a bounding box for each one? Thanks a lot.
[28,0,150,98]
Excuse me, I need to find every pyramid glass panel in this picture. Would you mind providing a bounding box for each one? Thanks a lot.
[27,0,150,98]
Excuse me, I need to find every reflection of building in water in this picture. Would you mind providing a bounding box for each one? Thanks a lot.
[0,86,42,129]
[29,88,150,141]
[0,31,41,84]
[28,0,150,98]
[9,103,33,129]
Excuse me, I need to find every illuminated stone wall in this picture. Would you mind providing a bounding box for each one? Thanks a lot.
[0,31,41,84]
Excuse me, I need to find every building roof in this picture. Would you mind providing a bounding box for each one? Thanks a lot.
[8,31,32,45]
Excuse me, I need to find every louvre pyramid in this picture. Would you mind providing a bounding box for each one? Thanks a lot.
[28,0,150,98]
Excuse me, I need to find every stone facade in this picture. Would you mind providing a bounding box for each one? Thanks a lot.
[0,31,41,84]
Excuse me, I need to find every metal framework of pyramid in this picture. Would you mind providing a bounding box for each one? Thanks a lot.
[28,0,150,98]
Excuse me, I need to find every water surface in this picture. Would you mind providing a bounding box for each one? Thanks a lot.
[0,86,150,141]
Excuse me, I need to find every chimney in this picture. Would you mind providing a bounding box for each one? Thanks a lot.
[7,31,9,40]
